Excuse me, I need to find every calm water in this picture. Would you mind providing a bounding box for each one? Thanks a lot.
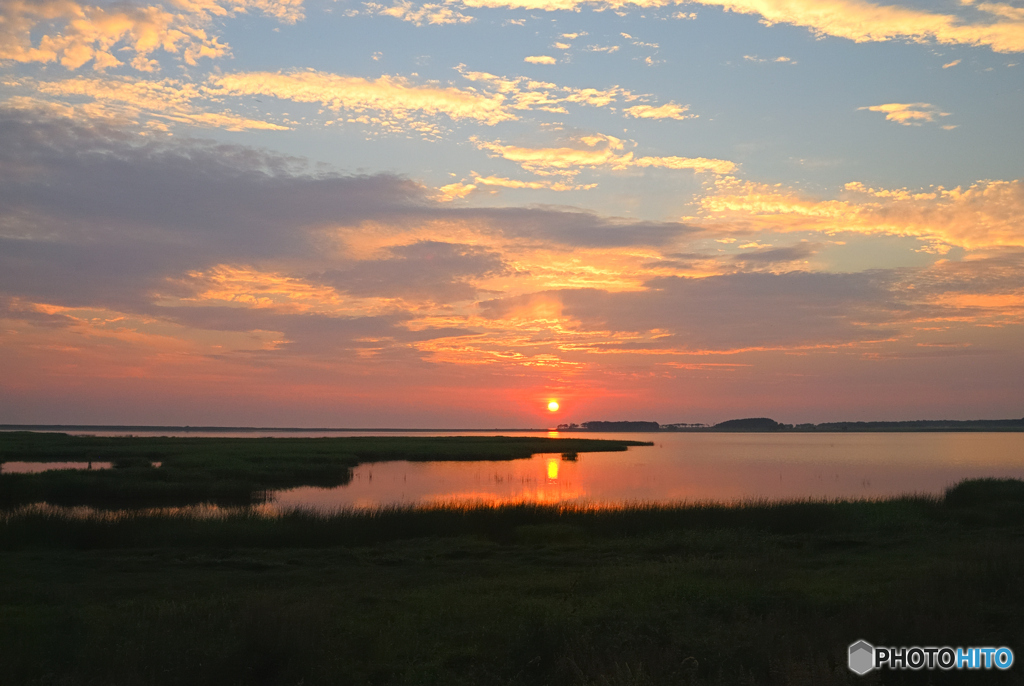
[5,430,1024,509]
[268,432,1024,509]
[0,461,113,474]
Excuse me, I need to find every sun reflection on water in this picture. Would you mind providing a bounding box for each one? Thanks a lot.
[547,458,559,481]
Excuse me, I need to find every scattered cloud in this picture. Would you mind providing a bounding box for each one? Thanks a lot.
[524,55,557,64]
[623,103,693,119]
[453,0,1024,54]
[474,133,737,177]
[0,0,231,71]
[210,70,516,127]
[943,58,962,68]
[859,102,951,125]
[473,174,597,191]
[24,76,289,131]
[0,0,306,73]
[436,181,478,201]
[455,65,653,113]
[364,1,473,25]
[743,54,795,63]
[700,177,1024,250]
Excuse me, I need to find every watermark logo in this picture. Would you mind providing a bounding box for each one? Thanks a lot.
[848,640,1014,674]
[848,641,874,675]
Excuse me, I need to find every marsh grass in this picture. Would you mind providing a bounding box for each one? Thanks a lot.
[1,477,1023,685]
[0,493,947,551]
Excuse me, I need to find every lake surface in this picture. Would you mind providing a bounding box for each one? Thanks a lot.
[0,461,113,474]
[265,432,1024,510]
[6,430,1024,509]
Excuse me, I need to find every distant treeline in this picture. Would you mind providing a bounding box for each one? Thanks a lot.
[558,417,1024,432]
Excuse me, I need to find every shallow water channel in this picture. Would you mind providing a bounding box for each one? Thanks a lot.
[15,429,1022,511]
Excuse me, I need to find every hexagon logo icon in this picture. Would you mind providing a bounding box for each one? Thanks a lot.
[848,640,875,675]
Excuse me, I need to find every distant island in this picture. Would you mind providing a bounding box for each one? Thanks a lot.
[557,418,1024,432]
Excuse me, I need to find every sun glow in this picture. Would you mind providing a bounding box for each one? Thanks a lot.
[547,400,559,412]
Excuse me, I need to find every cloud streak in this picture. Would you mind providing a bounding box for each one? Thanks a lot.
[859,102,951,126]
[210,70,516,127]
[474,133,737,176]
[453,0,1024,54]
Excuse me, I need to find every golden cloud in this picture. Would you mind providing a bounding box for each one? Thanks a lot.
[456,0,1024,54]
[455,65,654,115]
[623,103,693,120]
[524,55,557,64]
[700,177,1024,250]
[31,76,289,131]
[474,133,737,177]
[859,102,951,125]
[0,0,303,72]
[210,70,516,126]
[473,175,597,191]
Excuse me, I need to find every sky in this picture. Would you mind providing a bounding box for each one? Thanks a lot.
[0,0,1022,427]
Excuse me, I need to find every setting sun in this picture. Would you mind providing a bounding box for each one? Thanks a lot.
[547,401,559,412]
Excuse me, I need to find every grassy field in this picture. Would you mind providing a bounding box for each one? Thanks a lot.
[0,432,650,508]
[1,478,1023,685]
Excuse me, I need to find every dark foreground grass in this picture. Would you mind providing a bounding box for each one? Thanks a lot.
[1,479,1024,685]
[0,433,650,508]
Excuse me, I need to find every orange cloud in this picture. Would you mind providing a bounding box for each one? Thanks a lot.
[700,177,1024,250]
[209,70,516,126]
[859,102,951,125]
[473,175,597,191]
[457,0,1024,53]
[29,76,289,131]
[169,265,351,314]
[455,66,649,113]
[437,182,477,201]
[524,55,557,64]
[0,0,283,72]
[474,133,737,177]
[623,103,693,120]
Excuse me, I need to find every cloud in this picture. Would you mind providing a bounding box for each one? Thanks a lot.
[473,175,596,191]
[436,182,477,201]
[474,133,737,176]
[730,243,818,267]
[23,76,289,131]
[943,58,962,68]
[364,1,473,25]
[973,1,1024,22]
[524,55,557,64]
[0,0,233,71]
[318,241,511,303]
[699,177,1024,250]
[456,66,647,113]
[743,54,795,63]
[0,0,304,73]
[4,108,1024,425]
[859,102,951,125]
[478,270,903,353]
[209,70,516,126]
[623,103,693,119]
[454,0,1024,54]
[632,155,738,174]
